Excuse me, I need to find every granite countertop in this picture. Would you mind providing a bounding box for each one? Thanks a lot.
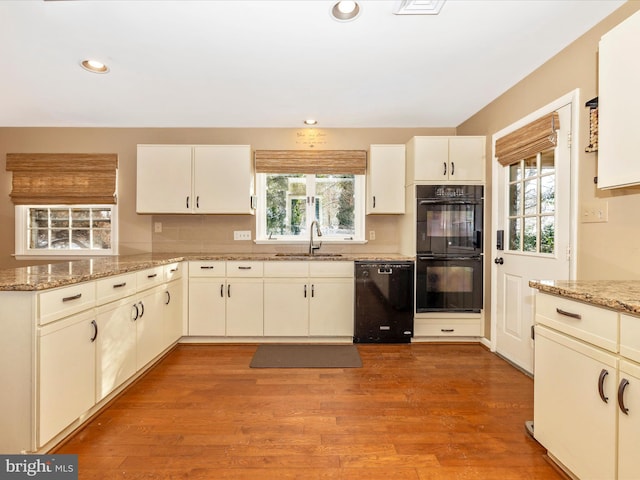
[529,279,640,316]
[0,252,415,291]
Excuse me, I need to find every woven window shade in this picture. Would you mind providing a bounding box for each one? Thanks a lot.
[6,153,118,204]
[254,150,367,175]
[495,112,560,166]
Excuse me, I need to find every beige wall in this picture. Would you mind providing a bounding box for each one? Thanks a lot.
[456,2,640,337]
[458,1,640,282]
[0,127,454,269]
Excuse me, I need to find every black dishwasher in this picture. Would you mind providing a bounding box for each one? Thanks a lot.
[354,261,414,343]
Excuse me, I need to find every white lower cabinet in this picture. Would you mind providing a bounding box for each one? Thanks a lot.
[188,261,264,336]
[534,325,618,480]
[263,261,354,338]
[225,279,264,336]
[164,279,183,347]
[263,261,309,336]
[135,284,168,370]
[95,298,137,402]
[38,310,97,447]
[189,260,354,338]
[264,278,309,336]
[309,277,354,336]
[534,292,640,480]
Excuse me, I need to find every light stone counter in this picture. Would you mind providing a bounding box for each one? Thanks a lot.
[0,253,414,291]
[529,279,640,316]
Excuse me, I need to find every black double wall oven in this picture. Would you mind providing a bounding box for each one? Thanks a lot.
[416,185,483,313]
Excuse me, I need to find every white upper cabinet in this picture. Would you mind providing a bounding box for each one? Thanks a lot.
[597,10,640,189]
[136,144,254,214]
[406,136,485,183]
[366,144,406,214]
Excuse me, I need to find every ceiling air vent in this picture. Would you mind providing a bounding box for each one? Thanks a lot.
[393,0,446,15]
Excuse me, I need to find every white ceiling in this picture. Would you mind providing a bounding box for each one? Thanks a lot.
[0,0,625,128]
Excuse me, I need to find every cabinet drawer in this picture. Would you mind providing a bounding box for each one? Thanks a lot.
[164,262,183,282]
[309,261,354,278]
[38,282,96,325]
[136,266,165,291]
[189,261,226,278]
[226,261,263,277]
[414,318,482,337]
[96,273,137,306]
[535,293,618,352]
[620,313,640,363]
[264,261,309,277]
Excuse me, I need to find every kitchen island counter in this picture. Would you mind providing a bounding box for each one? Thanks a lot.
[529,279,640,316]
[0,253,414,291]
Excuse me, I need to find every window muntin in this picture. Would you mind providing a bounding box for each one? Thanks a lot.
[258,173,364,242]
[507,149,555,254]
[17,205,116,257]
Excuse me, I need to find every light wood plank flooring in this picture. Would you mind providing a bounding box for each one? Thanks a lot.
[54,343,563,479]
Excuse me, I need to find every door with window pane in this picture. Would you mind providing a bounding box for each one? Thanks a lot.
[494,103,573,374]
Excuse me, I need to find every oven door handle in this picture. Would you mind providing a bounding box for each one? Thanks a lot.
[418,255,482,261]
[418,200,478,205]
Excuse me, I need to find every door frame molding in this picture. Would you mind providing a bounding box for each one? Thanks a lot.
[489,89,580,354]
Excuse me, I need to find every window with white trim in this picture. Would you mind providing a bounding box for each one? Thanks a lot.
[256,173,365,242]
[15,205,118,257]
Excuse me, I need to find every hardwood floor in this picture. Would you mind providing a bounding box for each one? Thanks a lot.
[54,343,563,479]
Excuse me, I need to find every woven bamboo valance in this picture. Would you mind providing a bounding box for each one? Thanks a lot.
[254,150,367,175]
[495,112,560,166]
[6,153,118,204]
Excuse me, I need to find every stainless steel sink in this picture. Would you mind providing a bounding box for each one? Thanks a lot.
[274,253,343,257]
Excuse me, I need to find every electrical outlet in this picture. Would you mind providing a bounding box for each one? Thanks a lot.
[234,230,252,241]
[154,222,162,233]
[369,230,376,241]
[581,201,609,223]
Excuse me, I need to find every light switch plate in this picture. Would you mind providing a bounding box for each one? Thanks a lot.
[581,200,608,223]
[234,230,252,241]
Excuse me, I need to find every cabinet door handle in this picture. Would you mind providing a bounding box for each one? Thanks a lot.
[186,196,190,209]
[170,267,178,273]
[201,266,215,270]
[556,308,581,320]
[147,273,158,279]
[443,162,447,176]
[165,291,171,305]
[618,378,630,415]
[238,266,252,270]
[304,284,307,298]
[90,319,98,342]
[441,328,455,333]
[62,293,82,302]
[220,284,224,297]
[196,196,200,209]
[138,301,145,318]
[311,284,315,298]
[113,282,127,289]
[228,284,231,297]
[451,161,455,176]
[598,368,609,403]
[132,303,139,321]
[373,196,376,208]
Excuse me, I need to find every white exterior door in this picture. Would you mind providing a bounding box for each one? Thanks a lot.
[492,99,575,374]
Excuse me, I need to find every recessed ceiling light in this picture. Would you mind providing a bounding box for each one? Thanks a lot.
[80,59,109,74]
[304,119,318,126]
[331,1,360,21]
